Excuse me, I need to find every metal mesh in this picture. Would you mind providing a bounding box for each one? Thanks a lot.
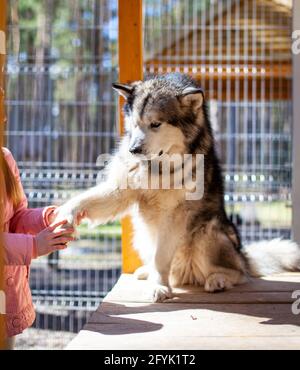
[144,0,292,242]
[5,0,293,345]
[6,0,121,335]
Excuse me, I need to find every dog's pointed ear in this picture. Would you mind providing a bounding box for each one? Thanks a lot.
[112,83,134,100]
[180,87,204,111]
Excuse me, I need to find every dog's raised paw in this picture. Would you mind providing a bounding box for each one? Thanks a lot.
[204,273,233,293]
[150,285,173,303]
[55,205,76,227]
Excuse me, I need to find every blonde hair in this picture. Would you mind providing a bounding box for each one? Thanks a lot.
[0,150,22,209]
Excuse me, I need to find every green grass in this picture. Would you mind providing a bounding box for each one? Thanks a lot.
[226,201,292,228]
[77,222,122,240]
[75,201,291,241]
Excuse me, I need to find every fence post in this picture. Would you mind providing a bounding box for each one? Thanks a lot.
[293,0,300,244]
[0,0,7,349]
[118,0,143,273]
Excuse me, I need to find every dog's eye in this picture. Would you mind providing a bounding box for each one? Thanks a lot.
[150,122,161,129]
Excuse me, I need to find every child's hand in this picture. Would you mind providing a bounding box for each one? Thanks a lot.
[35,220,75,258]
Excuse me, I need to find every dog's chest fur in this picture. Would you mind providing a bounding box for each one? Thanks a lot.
[132,191,189,262]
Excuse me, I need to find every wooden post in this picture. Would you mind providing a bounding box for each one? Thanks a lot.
[118,0,143,273]
[293,0,300,244]
[0,0,6,349]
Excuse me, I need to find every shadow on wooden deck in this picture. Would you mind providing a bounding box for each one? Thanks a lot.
[67,274,300,350]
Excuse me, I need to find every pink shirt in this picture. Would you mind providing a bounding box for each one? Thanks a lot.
[2,148,56,337]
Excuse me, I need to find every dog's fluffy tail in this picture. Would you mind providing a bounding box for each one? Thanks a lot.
[242,239,300,277]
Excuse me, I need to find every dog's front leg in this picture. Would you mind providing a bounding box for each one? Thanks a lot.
[55,182,137,226]
[147,229,180,303]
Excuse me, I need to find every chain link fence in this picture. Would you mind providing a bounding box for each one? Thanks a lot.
[144,0,292,242]
[6,0,121,336]
[5,0,293,347]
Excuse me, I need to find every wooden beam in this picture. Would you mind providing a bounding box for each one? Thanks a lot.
[145,62,292,79]
[118,0,143,273]
[292,0,300,244]
[0,0,6,349]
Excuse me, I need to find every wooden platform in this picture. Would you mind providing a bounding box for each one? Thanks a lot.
[67,273,300,350]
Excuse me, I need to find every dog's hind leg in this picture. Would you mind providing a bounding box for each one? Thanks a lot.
[191,219,248,292]
[204,269,247,292]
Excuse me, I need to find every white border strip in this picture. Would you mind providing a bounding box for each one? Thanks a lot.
[292,0,300,243]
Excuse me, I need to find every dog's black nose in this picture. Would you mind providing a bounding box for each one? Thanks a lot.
[129,146,143,155]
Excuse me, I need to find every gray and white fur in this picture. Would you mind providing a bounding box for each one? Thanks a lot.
[55,73,300,302]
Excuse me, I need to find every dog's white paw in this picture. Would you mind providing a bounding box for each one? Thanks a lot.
[146,270,172,302]
[134,265,150,280]
[204,273,233,293]
[55,205,76,226]
[150,284,173,303]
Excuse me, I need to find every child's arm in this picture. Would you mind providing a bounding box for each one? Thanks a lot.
[9,196,56,235]
[4,148,57,235]
[3,232,36,265]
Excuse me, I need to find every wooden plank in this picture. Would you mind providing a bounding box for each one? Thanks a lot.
[118,0,143,274]
[67,273,300,350]
[0,0,6,350]
[292,0,300,245]
[84,301,300,338]
[67,333,300,350]
[105,274,300,304]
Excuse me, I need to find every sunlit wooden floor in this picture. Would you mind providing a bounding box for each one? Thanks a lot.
[67,273,300,350]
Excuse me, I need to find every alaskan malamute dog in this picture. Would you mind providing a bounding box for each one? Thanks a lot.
[56,73,300,302]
